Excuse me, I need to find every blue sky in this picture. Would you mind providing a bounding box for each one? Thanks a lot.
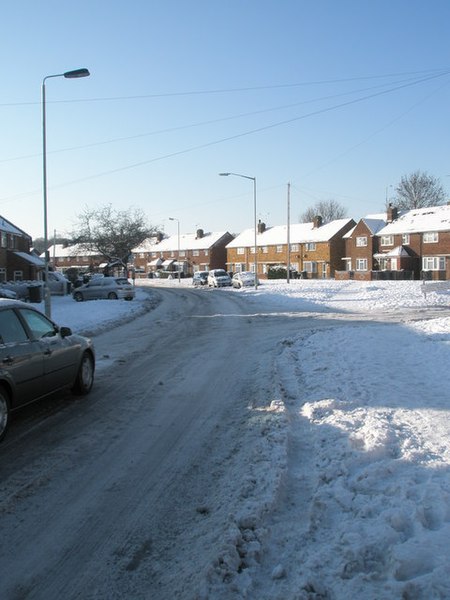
[2,0,450,241]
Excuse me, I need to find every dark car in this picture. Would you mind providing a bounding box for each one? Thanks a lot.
[0,299,95,441]
[192,271,209,287]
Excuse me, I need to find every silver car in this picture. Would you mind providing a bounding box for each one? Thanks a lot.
[232,271,258,288]
[0,299,95,441]
[207,269,232,288]
[72,276,135,301]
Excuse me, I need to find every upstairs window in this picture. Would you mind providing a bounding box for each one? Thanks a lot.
[423,232,438,243]
[290,243,299,252]
[305,242,316,251]
[237,247,245,255]
[402,233,410,245]
[356,236,367,247]
[380,235,394,246]
[276,245,283,253]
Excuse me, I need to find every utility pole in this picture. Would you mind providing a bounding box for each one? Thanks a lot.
[287,182,291,284]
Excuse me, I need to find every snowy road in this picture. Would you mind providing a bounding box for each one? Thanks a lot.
[0,287,345,599]
[2,284,447,600]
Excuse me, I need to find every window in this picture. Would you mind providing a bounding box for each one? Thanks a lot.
[151,252,157,258]
[380,235,394,246]
[291,262,299,272]
[0,232,6,248]
[0,309,29,344]
[356,258,368,271]
[19,308,56,339]
[290,244,299,252]
[235,263,245,273]
[356,236,367,247]
[262,246,268,254]
[13,271,23,281]
[402,233,410,244]
[237,247,245,255]
[276,245,283,253]
[303,261,317,273]
[0,268,6,282]
[204,250,209,256]
[422,256,445,271]
[179,250,186,257]
[193,250,199,257]
[250,247,256,254]
[305,242,316,251]
[423,232,438,243]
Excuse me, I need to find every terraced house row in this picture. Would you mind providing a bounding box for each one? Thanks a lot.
[2,203,450,283]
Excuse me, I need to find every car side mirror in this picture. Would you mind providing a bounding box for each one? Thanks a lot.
[60,326,73,338]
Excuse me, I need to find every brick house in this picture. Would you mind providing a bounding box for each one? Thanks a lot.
[376,204,450,280]
[0,216,44,281]
[43,243,105,274]
[338,213,389,281]
[132,229,234,276]
[226,217,356,279]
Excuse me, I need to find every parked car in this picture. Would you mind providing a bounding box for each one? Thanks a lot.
[232,271,258,288]
[0,299,95,441]
[207,269,232,288]
[72,277,135,301]
[0,287,17,299]
[192,271,209,287]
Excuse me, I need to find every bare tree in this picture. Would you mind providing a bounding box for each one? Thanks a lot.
[72,204,157,266]
[300,199,347,223]
[394,171,446,210]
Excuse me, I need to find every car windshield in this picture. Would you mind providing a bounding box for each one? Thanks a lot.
[214,271,227,276]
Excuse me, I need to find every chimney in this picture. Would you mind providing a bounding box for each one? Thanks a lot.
[313,215,323,228]
[196,228,204,239]
[386,203,398,223]
[257,220,266,234]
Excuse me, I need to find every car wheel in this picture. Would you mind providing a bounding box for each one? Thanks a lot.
[0,386,10,442]
[72,352,95,395]
[107,292,118,300]
[73,292,83,302]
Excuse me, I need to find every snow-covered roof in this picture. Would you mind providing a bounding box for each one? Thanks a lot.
[134,231,231,253]
[0,216,31,238]
[40,244,96,258]
[378,204,450,235]
[13,251,45,267]
[227,219,353,248]
[374,245,411,258]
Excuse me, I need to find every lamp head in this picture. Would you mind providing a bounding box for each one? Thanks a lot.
[64,68,90,79]
[219,172,230,176]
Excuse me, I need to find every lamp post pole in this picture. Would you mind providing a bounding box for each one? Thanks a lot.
[219,172,258,289]
[169,217,181,283]
[42,68,90,317]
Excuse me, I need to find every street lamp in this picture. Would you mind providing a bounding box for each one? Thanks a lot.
[219,172,258,289]
[168,217,181,283]
[42,68,90,317]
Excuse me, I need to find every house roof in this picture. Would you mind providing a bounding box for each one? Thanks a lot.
[133,231,232,253]
[41,244,97,259]
[377,204,450,235]
[227,219,354,248]
[13,251,45,267]
[343,213,388,239]
[374,246,412,259]
[0,216,31,239]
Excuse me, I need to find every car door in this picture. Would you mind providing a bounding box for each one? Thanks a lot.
[17,308,80,394]
[0,308,44,407]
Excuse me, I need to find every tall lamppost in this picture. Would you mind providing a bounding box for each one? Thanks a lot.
[219,172,258,289]
[42,68,90,317]
[169,217,181,283]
